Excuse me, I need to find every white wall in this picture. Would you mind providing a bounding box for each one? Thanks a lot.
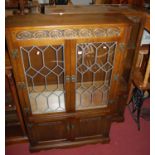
[141,30,150,45]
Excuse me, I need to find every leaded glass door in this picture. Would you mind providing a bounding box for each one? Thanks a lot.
[17,39,122,114]
[75,41,117,110]
[20,44,67,114]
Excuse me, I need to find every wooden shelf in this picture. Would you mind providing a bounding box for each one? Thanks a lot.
[29,81,109,114]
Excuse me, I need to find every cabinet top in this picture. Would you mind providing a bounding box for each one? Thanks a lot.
[44,4,147,15]
[6,13,131,29]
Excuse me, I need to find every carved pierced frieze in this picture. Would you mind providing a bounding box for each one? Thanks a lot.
[16,27,121,40]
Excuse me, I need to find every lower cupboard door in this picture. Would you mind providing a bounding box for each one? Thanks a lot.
[27,120,69,145]
[74,116,110,139]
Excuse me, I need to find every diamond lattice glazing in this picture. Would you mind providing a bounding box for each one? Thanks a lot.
[20,45,65,114]
[76,42,117,110]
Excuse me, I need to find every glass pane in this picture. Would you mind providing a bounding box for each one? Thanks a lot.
[20,45,65,114]
[76,42,117,110]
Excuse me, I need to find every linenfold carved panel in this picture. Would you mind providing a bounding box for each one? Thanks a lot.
[16,27,121,40]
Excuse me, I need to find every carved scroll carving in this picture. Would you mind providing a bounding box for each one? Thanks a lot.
[16,27,121,40]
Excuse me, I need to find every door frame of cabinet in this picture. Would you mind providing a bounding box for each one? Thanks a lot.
[26,115,112,151]
[27,118,70,146]
[6,35,66,117]
[6,24,131,120]
[70,38,127,112]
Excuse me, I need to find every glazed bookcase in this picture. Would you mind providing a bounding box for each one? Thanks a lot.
[6,13,132,151]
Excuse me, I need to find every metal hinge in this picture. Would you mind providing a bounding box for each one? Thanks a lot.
[65,75,76,82]
[109,100,115,104]
[12,49,18,58]
[24,107,30,116]
[65,75,70,82]
[66,123,75,132]
[27,123,33,129]
[119,43,126,52]
[128,42,136,49]
[67,123,70,132]
[17,82,26,90]
[71,75,76,82]
[114,74,119,81]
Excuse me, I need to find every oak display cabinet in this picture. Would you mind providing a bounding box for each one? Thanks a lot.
[6,13,132,150]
